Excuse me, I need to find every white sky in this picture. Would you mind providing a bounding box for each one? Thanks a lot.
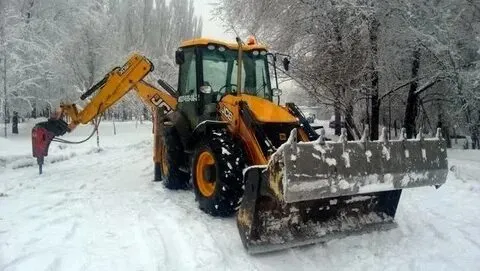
[193,0,236,41]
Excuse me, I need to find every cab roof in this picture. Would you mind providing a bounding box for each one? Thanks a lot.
[179,37,268,51]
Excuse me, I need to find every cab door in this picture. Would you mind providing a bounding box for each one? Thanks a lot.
[176,47,201,128]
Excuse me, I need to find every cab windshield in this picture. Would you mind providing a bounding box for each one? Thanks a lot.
[201,45,272,100]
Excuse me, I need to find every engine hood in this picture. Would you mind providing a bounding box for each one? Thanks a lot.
[221,94,298,123]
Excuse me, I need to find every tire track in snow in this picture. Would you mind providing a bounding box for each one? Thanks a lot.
[137,198,199,271]
[45,257,62,271]
[0,250,52,271]
[458,228,480,248]
[136,211,169,271]
[148,186,262,271]
[140,183,237,271]
[34,216,72,232]
[1,251,38,271]
[64,221,79,241]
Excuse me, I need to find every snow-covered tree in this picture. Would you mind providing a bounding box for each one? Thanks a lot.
[0,0,202,135]
[215,0,480,143]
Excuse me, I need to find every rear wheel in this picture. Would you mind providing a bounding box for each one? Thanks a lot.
[192,129,246,217]
[161,127,189,189]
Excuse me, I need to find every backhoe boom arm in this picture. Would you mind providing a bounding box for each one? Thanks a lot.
[61,54,177,131]
[31,54,178,173]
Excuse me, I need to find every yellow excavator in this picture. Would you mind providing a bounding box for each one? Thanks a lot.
[31,37,448,254]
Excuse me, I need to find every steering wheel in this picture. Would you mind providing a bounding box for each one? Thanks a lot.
[215,84,238,101]
[218,84,238,95]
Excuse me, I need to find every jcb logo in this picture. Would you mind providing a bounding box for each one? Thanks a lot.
[220,106,233,121]
[151,95,172,114]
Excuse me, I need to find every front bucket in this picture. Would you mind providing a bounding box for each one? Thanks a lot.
[236,128,448,254]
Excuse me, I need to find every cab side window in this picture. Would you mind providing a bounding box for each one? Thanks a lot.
[178,49,197,96]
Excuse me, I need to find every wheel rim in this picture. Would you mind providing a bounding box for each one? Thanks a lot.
[161,143,169,176]
[196,151,216,197]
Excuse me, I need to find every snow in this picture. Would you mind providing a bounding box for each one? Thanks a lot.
[222,147,231,155]
[400,172,429,186]
[1,120,480,270]
[365,150,372,162]
[313,144,327,154]
[341,152,350,168]
[345,196,373,204]
[381,145,391,161]
[338,179,351,190]
[325,158,337,166]
[359,182,395,194]
[289,179,329,192]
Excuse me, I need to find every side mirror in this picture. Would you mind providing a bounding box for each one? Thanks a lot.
[175,50,184,65]
[272,88,283,97]
[282,57,290,71]
[200,85,212,94]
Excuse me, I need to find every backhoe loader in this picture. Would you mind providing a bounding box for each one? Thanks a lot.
[32,37,448,254]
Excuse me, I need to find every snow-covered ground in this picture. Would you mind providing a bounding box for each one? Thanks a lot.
[1,120,479,271]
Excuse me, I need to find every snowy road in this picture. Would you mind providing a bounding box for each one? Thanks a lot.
[1,121,479,270]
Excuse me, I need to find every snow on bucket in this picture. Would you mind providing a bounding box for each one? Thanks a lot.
[277,127,448,203]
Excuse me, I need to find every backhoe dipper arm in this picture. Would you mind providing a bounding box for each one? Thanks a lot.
[32,53,178,174]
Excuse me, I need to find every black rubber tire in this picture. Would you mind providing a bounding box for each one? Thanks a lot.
[161,127,190,189]
[192,129,246,217]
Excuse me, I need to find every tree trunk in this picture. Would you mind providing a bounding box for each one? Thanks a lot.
[334,101,341,136]
[345,103,361,140]
[1,9,6,138]
[444,125,451,148]
[471,110,479,149]
[369,17,380,140]
[437,113,451,148]
[143,106,149,121]
[388,97,392,139]
[2,41,6,138]
[333,24,343,137]
[370,94,380,140]
[22,0,35,23]
[404,49,420,139]
[12,111,18,134]
[394,120,398,138]
[31,106,37,119]
[476,110,480,149]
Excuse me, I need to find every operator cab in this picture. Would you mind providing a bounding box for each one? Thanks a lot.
[174,37,274,126]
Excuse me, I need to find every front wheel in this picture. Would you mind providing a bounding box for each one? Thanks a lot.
[192,129,246,217]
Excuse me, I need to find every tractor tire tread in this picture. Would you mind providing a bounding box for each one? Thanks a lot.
[193,129,246,217]
[162,127,190,189]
